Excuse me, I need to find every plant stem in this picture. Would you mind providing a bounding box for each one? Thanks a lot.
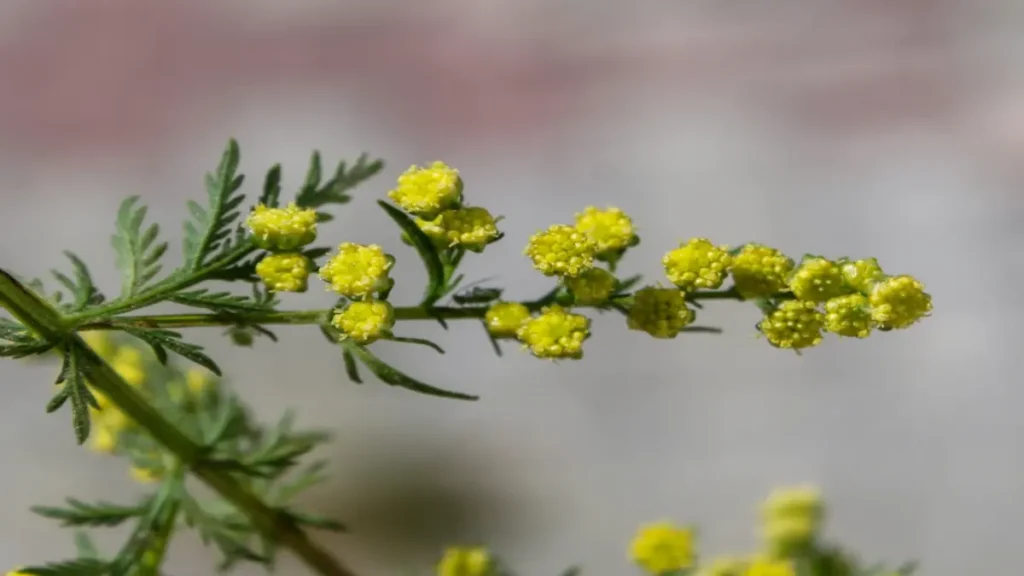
[76,287,749,332]
[0,270,356,576]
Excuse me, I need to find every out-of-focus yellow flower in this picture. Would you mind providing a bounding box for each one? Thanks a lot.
[760,486,824,552]
[111,346,146,387]
[626,286,695,339]
[869,275,932,330]
[574,206,637,255]
[436,546,492,576]
[524,224,597,278]
[246,202,318,251]
[564,268,618,305]
[6,567,29,576]
[130,466,161,484]
[629,521,696,575]
[698,557,748,576]
[331,300,395,345]
[318,243,394,299]
[744,557,795,576]
[663,238,733,292]
[81,331,114,358]
[516,305,590,359]
[389,161,463,219]
[186,367,213,395]
[255,252,311,293]
[484,302,532,338]
[89,425,118,454]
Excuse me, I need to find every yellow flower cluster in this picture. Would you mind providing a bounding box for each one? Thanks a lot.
[525,206,637,278]
[331,300,395,345]
[436,547,494,576]
[247,202,319,293]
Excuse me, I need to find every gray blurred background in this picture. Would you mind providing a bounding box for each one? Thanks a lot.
[0,1,1020,574]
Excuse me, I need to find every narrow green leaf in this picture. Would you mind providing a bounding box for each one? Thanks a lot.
[32,498,146,528]
[170,288,275,313]
[614,274,643,295]
[46,385,71,413]
[182,139,246,271]
[111,196,168,297]
[483,322,504,357]
[259,164,282,208]
[387,335,445,355]
[341,347,361,384]
[378,200,446,306]
[73,531,99,559]
[287,510,346,532]
[18,558,109,576]
[345,341,477,400]
[0,340,55,358]
[122,327,222,375]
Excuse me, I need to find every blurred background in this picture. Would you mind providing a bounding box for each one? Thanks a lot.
[0,1,1020,574]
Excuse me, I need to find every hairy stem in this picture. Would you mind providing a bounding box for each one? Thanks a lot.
[77,288,749,332]
[0,271,356,576]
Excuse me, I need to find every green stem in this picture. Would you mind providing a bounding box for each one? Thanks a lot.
[0,270,356,576]
[77,288,750,332]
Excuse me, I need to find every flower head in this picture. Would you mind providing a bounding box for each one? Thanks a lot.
[731,244,794,298]
[484,302,532,338]
[760,485,824,552]
[824,294,874,338]
[516,305,590,359]
[564,268,618,305]
[89,425,119,454]
[186,367,213,395]
[839,257,885,294]
[745,558,795,576]
[246,202,318,251]
[663,238,733,292]
[436,547,493,576]
[789,257,847,302]
[318,243,394,299]
[256,252,311,293]
[438,207,501,252]
[389,161,463,218]
[758,300,825,350]
[331,300,395,345]
[524,225,597,278]
[629,521,696,575]
[627,286,695,339]
[869,275,932,330]
[574,206,637,255]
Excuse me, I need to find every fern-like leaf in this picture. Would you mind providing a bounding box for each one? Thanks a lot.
[122,327,222,376]
[111,196,168,297]
[294,152,383,218]
[170,288,276,314]
[32,498,147,528]
[182,139,246,271]
[52,346,96,445]
[51,251,105,311]
[17,559,109,576]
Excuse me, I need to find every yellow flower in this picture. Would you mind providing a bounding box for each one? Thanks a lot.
[81,331,114,358]
[758,300,825,350]
[839,257,885,294]
[824,294,874,338]
[574,206,637,255]
[256,252,311,293]
[564,268,618,305]
[111,346,146,387]
[760,485,824,552]
[789,257,847,303]
[331,300,395,345]
[186,367,213,395]
[524,224,597,278]
[626,286,695,339]
[731,244,794,299]
[389,161,463,218]
[438,207,501,252]
[436,546,492,576]
[89,424,118,454]
[761,485,823,519]
[629,521,696,575]
[744,557,795,576]
[698,557,747,576]
[246,202,318,251]
[484,302,532,338]
[516,305,590,359]
[318,243,394,299]
[130,466,161,484]
[7,568,29,576]
[761,516,816,552]
[869,275,932,330]
[663,238,733,292]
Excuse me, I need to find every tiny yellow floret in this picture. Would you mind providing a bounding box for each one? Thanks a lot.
[516,305,590,359]
[438,207,501,252]
[574,206,637,255]
[130,466,162,484]
[869,275,932,330]
[758,300,825,350]
[627,286,695,339]
[744,557,796,576]
[331,300,395,345]
[484,302,532,338]
[839,257,886,294]
[824,294,874,338]
[524,224,597,278]
[564,268,618,305]
[255,252,311,293]
[436,546,492,576]
[389,161,463,218]
[629,521,696,575]
[731,244,794,298]
[789,258,847,302]
[663,238,733,292]
[318,243,394,299]
[246,202,318,251]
